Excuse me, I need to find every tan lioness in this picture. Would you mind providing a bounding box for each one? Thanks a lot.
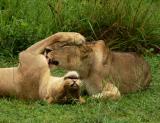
[0,32,85,104]
[44,40,151,99]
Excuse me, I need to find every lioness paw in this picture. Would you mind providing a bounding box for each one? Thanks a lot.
[54,32,85,45]
[92,91,121,100]
[92,93,103,98]
[79,97,86,104]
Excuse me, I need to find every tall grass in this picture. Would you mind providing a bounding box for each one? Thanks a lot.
[0,0,159,55]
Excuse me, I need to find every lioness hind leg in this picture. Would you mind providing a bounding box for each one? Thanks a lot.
[92,83,121,100]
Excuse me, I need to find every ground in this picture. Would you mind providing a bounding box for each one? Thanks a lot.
[0,55,159,123]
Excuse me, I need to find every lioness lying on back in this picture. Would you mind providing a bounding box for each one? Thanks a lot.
[44,39,151,99]
[0,32,85,104]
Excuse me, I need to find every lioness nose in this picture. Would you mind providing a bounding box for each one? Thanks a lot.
[71,81,76,86]
[73,79,78,82]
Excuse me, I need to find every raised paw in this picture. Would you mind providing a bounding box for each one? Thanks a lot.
[54,32,86,45]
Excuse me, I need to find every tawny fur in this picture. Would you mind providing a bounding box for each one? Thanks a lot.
[45,40,151,99]
[0,32,85,104]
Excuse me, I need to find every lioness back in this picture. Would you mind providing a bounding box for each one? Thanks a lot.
[108,52,151,93]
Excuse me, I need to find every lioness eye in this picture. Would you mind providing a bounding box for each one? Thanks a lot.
[62,45,70,48]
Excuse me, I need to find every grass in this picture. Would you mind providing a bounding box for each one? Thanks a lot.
[0,0,160,122]
[0,0,160,55]
[0,55,159,123]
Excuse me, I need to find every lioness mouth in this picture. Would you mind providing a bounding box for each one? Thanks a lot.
[70,83,79,90]
[48,59,59,66]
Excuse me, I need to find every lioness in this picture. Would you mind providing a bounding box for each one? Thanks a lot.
[0,32,85,103]
[44,40,151,99]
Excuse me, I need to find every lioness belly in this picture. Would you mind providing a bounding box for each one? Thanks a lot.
[0,67,19,96]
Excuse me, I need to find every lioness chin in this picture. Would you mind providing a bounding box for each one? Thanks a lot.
[44,40,151,99]
[0,32,85,104]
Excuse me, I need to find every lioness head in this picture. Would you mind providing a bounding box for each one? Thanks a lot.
[64,71,81,90]
[62,71,84,103]
[41,32,86,68]
[44,42,94,75]
[43,40,108,78]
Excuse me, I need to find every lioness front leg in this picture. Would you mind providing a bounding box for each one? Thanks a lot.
[26,32,85,54]
[92,83,121,100]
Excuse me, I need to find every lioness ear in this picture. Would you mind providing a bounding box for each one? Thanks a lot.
[96,40,106,46]
[80,46,92,59]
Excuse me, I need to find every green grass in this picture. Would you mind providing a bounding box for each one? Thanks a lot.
[0,0,160,122]
[0,0,160,55]
[0,55,159,123]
